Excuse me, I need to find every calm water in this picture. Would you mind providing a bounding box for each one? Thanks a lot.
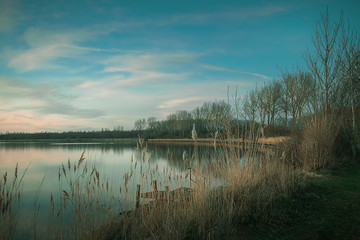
[0,141,220,238]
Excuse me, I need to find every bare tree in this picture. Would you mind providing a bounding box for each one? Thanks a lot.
[279,79,290,128]
[266,80,282,127]
[201,101,231,137]
[134,118,146,131]
[341,27,360,130]
[243,89,259,136]
[147,117,157,130]
[280,70,314,130]
[256,85,267,127]
[305,8,344,118]
[113,125,124,132]
[340,25,360,158]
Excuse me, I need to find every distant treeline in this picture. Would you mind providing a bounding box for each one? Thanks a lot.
[0,118,263,141]
[0,129,140,141]
[132,100,292,140]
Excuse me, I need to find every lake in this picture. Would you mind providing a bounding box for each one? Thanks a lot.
[0,140,221,239]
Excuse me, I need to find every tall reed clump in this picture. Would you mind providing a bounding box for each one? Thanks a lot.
[177,135,296,239]
[281,116,341,170]
[98,131,297,239]
[48,151,117,240]
[299,117,338,170]
[0,163,28,240]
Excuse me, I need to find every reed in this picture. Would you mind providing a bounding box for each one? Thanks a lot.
[47,151,117,240]
[0,163,29,240]
[0,129,300,239]
[91,129,298,239]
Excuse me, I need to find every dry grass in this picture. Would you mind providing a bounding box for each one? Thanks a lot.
[0,131,299,240]
[280,116,343,171]
[299,117,338,170]
[0,163,28,240]
[47,151,117,240]
[91,133,296,240]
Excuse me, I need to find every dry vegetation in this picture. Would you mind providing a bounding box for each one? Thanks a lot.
[0,115,357,239]
[0,164,28,240]
[90,135,297,240]
[0,129,299,240]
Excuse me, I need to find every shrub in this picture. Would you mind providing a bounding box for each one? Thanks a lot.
[299,117,339,170]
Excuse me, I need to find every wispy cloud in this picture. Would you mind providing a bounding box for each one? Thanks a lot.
[7,27,95,71]
[8,43,139,72]
[38,100,105,119]
[101,52,199,73]
[0,77,105,119]
[158,97,207,109]
[7,26,145,72]
[0,77,57,100]
[178,60,272,79]
[8,44,71,71]
[101,52,271,79]
[64,44,144,53]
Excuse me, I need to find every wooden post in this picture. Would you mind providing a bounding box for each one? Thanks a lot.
[165,186,170,201]
[188,168,192,188]
[209,171,211,189]
[136,184,140,209]
[153,180,158,192]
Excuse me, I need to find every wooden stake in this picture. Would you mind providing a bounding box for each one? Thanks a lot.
[136,184,140,209]
[153,180,157,192]
[165,186,170,201]
[188,168,192,188]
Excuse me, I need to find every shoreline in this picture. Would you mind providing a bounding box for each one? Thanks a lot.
[148,137,288,146]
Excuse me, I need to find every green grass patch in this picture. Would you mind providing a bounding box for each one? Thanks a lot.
[250,167,360,240]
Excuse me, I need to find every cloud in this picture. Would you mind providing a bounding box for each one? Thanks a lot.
[0,77,105,119]
[8,44,71,71]
[158,97,207,109]
[73,71,185,101]
[0,77,57,100]
[176,59,272,79]
[102,52,199,73]
[0,111,95,133]
[101,52,271,80]
[64,44,144,53]
[7,25,145,72]
[7,27,94,71]
[22,27,88,48]
[38,100,105,119]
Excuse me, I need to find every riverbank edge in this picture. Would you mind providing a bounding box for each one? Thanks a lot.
[247,165,360,239]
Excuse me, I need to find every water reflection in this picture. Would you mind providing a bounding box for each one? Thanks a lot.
[0,141,237,238]
[0,141,135,153]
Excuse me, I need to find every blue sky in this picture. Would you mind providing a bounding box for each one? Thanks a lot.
[1,0,359,132]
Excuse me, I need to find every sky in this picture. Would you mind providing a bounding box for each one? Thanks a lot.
[0,0,359,132]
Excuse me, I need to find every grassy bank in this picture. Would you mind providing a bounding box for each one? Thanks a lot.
[250,167,360,240]
[94,162,360,240]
